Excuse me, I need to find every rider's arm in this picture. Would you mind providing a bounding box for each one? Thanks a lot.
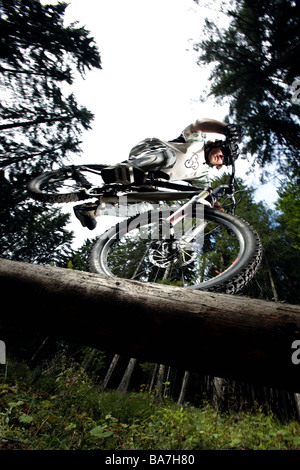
[188,118,227,136]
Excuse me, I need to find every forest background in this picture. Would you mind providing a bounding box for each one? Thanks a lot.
[0,0,299,450]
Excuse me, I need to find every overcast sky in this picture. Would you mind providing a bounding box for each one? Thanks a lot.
[42,0,278,246]
[62,0,231,164]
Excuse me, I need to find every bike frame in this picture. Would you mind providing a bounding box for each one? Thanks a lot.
[86,158,237,245]
[92,160,236,205]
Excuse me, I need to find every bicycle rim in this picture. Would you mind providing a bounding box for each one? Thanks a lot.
[28,165,106,203]
[89,208,262,294]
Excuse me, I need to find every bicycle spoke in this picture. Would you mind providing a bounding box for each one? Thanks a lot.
[104,213,238,288]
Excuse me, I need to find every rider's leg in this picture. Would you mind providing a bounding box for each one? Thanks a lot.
[101,150,176,185]
[74,149,176,230]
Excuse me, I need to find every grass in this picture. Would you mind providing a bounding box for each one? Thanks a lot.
[0,358,300,450]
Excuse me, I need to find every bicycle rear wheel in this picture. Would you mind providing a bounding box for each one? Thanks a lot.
[28,164,106,203]
[89,208,262,294]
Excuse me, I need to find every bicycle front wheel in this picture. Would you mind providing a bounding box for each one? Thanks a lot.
[28,164,106,203]
[89,208,262,294]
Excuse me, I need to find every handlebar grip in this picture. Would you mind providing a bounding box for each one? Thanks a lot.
[223,139,239,165]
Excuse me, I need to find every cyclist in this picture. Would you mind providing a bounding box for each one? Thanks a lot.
[74,118,243,229]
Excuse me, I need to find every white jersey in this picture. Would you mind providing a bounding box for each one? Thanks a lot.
[128,119,226,187]
[160,130,210,186]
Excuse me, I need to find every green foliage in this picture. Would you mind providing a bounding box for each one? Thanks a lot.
[0,0,101,172]
[275,181,300,251]
[0,170,74,264]
[0,357,299,450]
[61,238,97,271]
[0,0,101,263]
[211,174,300,304]
[195,0,300,178]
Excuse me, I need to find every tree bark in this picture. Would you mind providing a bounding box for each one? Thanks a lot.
[0,258,300,392]
[0,115,70,130]
[178,371,190,406]
[213,377,225,412]
[295,394,300,422]
[155,364,166,403]
[149,364,158,393]
[117,357,137,393]
[100,354,120,392]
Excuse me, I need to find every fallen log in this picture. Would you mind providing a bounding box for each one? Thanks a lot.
[0,258,299,392]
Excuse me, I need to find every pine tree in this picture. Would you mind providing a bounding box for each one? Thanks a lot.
[0,169,74,264]
[275,180,300,251]
[211,174,300,304]
[195,0,300,178]
[0,0,101,263]
[0,0,101,172]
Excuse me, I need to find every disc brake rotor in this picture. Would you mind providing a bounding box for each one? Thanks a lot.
[149,239,197,268]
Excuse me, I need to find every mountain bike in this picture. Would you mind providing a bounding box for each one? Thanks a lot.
[28,144,262,294]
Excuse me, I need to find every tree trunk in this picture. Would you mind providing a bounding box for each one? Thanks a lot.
[213,377,225,412]
[178,370,190,406]
[149,364,158,393]
[294,394,300,422]
[155,364,166,403]
[117,357,137,393]
[265,255,279,302]
[100,354,120,392]
[81,348,98,371]
[0,258,299,392]
[0,115,70,130]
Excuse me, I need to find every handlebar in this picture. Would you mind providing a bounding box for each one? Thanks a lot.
[212,184,231,198]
